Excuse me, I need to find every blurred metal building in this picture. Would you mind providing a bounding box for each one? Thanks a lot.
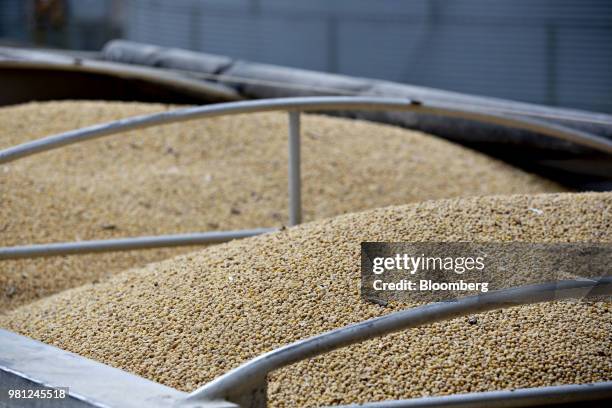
[0,0,122,50]
[122,0,612,113]
[1,0,611,113]
[0,0,26,42]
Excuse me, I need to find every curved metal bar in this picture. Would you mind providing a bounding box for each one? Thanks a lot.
[0,97,413,164]
[330,381,612,408]
[0,228,276,260]
[1,97,611,165]
[416,103,612,154]
[185,277,612,405]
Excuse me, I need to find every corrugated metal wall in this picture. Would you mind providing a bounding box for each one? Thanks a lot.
[0,0,121,50]
[0,0,26,42]
[124,0,612,113]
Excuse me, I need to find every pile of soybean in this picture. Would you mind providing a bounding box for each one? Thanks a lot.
[2,192,610,407]
[0,101,563,311]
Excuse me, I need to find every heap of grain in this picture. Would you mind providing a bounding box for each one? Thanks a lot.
[0,101,563,311]
[2,192,609,407]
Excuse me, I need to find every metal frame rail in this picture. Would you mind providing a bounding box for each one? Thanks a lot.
[1,278,611,407]
[1,96,612,260]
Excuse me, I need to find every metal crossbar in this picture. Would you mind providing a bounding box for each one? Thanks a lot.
[1,96,612,260]
[0,229,276,260]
